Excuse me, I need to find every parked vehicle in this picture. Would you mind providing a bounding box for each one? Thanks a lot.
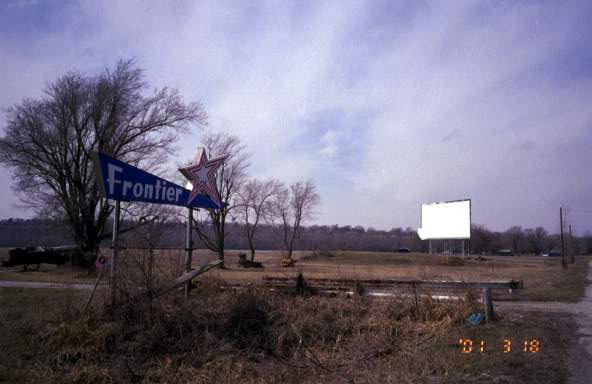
[1,246,77,271]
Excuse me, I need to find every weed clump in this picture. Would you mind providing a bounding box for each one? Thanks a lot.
[295,273,316,295]
[436,255,466,266]
[224,290,270,352]
[35,285,482,383]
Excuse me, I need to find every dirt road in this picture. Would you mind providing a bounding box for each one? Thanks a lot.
[0,280,93,290]
[497,261,592,384]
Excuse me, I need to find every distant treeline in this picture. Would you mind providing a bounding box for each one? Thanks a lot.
[0,218,591,255]
[0,218,73,248]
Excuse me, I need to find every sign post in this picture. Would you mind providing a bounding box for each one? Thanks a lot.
[110,200,120,308]
[185,207,193,299]
[179,148,227,281]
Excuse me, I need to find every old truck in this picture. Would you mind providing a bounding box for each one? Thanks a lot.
[1,246,78,271]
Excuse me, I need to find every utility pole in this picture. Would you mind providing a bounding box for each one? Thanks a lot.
[569,225,575,264]
[560,207,567,270]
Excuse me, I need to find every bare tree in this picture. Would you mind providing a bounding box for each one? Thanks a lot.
[584,231,592,255]
[470,224,492,255]
[268,180,320,262]
[507,226,524,255]
[0,60,206,265]
[192,132,250,264]
[237,178,282,261]
[525,227,548,255]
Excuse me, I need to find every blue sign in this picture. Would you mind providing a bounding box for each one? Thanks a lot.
[93,152,221,209]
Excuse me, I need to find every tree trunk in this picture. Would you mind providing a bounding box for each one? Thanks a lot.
[217,236,225,267]
[215,211,226,267]
[249,240,256,261]
[77,227,100,274]
[74,216,101,272]
[83,249,99,275]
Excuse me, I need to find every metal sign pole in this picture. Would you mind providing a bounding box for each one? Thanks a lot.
[184,207,193,299]
[110,200,120,308]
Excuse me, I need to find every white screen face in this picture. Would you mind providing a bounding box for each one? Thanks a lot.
[417,200,471,240]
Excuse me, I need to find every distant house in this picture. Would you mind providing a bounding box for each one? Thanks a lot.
[496,249,513,256]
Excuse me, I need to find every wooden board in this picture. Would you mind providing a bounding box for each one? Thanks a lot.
[155,260,222,297]
[261,276,524,290]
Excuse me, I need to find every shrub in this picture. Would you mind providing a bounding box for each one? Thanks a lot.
[224,290,270,352]
[436,255,466,266]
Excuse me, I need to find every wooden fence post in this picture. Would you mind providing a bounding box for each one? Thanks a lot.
[483,288,495,322]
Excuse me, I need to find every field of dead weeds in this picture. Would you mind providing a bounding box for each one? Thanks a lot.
[2,249,590,304]
[0,281,574,384]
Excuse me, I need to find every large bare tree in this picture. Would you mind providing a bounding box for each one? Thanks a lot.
[192,132,249,264]
[236,178,282,261]
[506,226,524,255]
[0,60,206,264]
[268,180,319,261]
[525,227,548,255]
[470,224,492,255]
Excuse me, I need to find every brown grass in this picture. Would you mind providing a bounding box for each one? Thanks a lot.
[0,281,577,384]
[1,248,589,303]
[436,255,466,266]
[189,250,591,302]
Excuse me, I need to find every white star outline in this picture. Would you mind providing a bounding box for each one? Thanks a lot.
[179,149,227,208]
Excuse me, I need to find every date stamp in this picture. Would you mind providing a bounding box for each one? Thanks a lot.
[459,339,541,354]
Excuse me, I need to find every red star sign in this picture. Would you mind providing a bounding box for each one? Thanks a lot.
[179,148,227,208]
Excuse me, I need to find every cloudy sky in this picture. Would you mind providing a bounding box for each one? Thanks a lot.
[1,0,591,233]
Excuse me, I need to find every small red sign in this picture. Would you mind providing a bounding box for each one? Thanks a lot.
[95,253,111,270]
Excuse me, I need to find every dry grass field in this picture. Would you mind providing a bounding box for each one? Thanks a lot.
[1,247,589,302]
[0,247,587,383]
[0,283,576,383]
[193,250,590,302]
